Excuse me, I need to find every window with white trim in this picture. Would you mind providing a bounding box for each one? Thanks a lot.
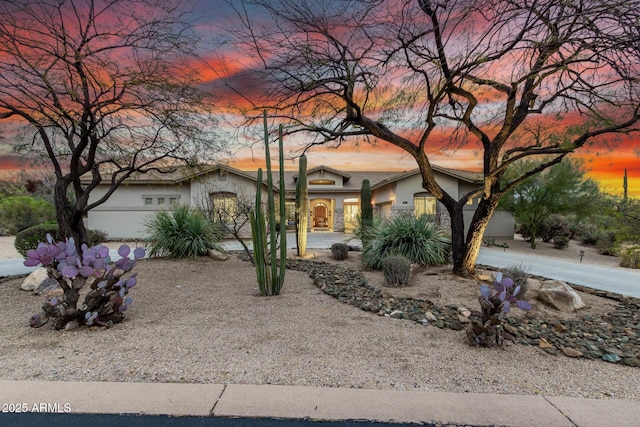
[211,192,237,223]
[413,193,436,218]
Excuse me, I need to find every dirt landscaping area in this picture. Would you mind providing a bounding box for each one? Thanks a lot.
[0,236,638,400]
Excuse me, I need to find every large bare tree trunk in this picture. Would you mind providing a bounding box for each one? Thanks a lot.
[54,180,87,251]
[455,197,501,277]
[448,203,468,277]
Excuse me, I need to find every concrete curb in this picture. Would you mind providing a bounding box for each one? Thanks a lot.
[2,380,639,426]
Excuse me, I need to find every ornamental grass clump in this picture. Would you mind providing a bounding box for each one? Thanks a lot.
[331,242,349,260]
[24,234,145,330]
[362,214,450,270]
[467,272,532,347]
[503,263,530,298]
[382,255,412,287]
[144,205,223,258]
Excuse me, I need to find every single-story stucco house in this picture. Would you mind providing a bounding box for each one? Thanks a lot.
[85,163,514,240]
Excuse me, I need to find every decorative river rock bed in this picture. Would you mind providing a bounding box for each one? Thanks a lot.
[284,258,640,368]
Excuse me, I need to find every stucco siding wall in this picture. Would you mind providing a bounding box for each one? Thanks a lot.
[190,173,259,207]
[87,211,156,239]
[463,210,515,238]
[307,170,344,188]
[483,211,515,238]
[372,184,395,205]
[395,171,459,202]
[89,184,190,207]
[87,184,191,239]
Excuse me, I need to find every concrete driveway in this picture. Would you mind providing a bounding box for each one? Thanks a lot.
[477,247,640,298]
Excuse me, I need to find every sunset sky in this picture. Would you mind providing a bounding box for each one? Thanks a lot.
[0,0,638,197]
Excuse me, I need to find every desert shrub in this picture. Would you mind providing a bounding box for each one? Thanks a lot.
[362,214,450,270]
[541,214,571,243]
[620,247,640,269]
[14,222,61,257]
[331,242,349,260]
[596,230,619,256]
[515,223,532,241]
[553,235,570,249]
[576,222,601,245]
[15,223,108,257]
[382,255,412,287]
[86,228,108,247]
[502,264,530,298]
[565,216,582,240]
[0,196,55,235]
[144,205,223,258]
[483,237,509,249]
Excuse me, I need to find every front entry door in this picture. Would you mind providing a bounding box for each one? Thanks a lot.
[313,205,327,228]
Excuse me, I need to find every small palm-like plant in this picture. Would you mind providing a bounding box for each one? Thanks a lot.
[362,214,451,269]
[144,205,223,258]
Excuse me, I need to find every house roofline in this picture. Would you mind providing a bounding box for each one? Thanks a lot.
[84,163,481,190]
[370,165,481,190]
[293,165,351,182]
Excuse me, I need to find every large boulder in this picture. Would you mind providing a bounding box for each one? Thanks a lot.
[536,280,586,312]
[34,277,62,297]
[20,267,48,291]
[21,267,61,297]
[207,249,228,261]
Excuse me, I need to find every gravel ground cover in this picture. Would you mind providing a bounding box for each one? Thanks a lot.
[1,245,638,401]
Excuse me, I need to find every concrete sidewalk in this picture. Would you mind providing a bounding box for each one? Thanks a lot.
[1,380,638,426]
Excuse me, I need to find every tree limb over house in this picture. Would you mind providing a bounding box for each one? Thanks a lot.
[0,0,227,247]
[222,0,640,276]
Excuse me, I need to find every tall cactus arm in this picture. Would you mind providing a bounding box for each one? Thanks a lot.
[277,124,287,294]
[296,154,308,257]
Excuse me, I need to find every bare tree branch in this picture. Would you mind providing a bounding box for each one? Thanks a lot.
[0,0,228,246]
[222,0,640,275]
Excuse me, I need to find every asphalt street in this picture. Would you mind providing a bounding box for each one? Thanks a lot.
[1,413,432,427]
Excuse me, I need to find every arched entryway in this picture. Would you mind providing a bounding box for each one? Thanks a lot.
[313,203,328,228]
[310,199,333,230]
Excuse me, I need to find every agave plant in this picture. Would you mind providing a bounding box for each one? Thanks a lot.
[362,213,450,270]
[144,205,223,258]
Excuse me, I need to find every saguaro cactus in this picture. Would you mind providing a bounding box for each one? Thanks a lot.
[360,178,373,247]
[295,155,308,257]
[250,111,287,296]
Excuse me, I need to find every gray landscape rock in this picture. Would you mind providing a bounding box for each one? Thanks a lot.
[602,353,621,363]
[389,310,403,319]
[457,314,470,324]
[34,277,61,296]
[20,267,48,291]
[457,307,471,318]
[561,347,584,358]
[207,249,228,261]
[536,280,586,312]
[424,312,437,322]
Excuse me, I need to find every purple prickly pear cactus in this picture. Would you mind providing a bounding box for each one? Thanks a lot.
[25,234,145,330]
